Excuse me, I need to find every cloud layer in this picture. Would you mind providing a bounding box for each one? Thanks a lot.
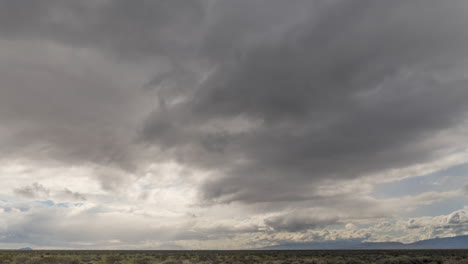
[0,0,467,249]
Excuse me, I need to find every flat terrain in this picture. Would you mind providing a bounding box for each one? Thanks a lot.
[1,250,468,264]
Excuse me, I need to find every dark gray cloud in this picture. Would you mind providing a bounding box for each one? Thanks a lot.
[0,0,207,177]
[0,0,205,180]
[0,0,468,206]
[63,188,86,201]
[14,183,49,199]
[265,211,339,232]
[142,0,468,203]
[13,184,86,201]
[0,0,205,59]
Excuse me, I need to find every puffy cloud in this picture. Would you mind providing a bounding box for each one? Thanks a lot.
[400,207,468,239]
[407,219,423,229]
[447,210,468,225]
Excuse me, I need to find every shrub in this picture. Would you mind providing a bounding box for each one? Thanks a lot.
[104,255,122,264]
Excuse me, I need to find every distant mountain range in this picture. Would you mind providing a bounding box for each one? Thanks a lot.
[260,235,468,250]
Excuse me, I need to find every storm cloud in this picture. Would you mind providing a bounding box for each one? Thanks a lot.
[142,0,468,203]
[0,0,468,249]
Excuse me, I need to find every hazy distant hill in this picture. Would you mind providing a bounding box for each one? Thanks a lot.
[261,235,468,250]
[405,235,468,249]
[260,239,363,250]
[18,247,33,250]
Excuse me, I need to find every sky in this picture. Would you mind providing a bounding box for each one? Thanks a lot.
[0,0,468,250]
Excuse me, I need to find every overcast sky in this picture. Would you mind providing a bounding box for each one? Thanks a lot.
[0,0,468,249]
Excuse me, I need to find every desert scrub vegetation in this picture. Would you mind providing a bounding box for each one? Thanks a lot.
[0,250,467,264]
